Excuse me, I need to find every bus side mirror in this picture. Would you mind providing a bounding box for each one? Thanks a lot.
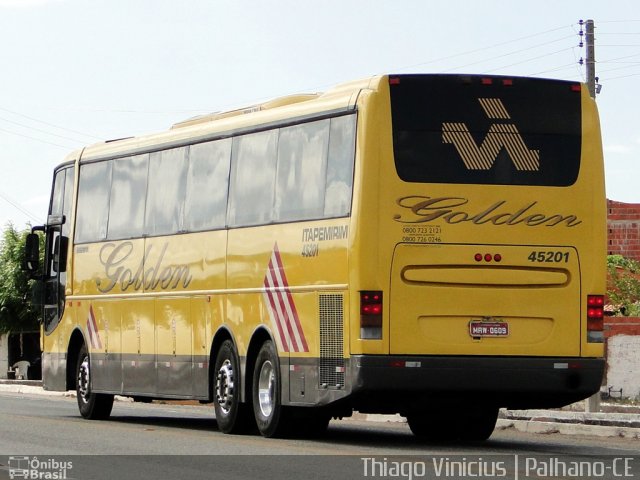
[24,233,40,274]
[53,236,68,273]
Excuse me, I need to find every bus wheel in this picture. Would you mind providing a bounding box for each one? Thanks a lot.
[406,412,455,441]
[76,345,114,420]
[457,406,499,441]
[213,340,253,434]
[252,340,288,437]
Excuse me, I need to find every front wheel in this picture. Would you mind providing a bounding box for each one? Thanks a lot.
[76,345,114,420]
[252,340,289,437]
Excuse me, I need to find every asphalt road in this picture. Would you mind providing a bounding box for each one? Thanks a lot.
[0,391,638,480]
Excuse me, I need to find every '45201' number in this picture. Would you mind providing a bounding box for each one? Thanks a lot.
[527,251,570,263]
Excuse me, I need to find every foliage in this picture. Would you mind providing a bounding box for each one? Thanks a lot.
[607,254,640,317]
[0,224,42,333]
[607,254,640,272]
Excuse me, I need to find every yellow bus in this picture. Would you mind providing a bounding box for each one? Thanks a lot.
[25,74,606,440]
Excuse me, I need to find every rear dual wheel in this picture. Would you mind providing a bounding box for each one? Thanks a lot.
[252,340,287,437]
[252,340,329,438]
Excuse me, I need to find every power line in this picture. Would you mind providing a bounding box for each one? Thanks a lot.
[0,126,75,150]
[601,71,640,81]
[392,24,573,73]
[443,35,575,73]
[0,191,43,224]
[0,106,103,141]
[0,114,90,145]
[528,62,580,76]
[483,47,575,74]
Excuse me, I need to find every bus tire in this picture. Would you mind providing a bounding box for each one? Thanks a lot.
[252,340,289,438]
[213,340,253,434]
[76,344,114,420]
[457,406,498,441]
[406,412,456,441]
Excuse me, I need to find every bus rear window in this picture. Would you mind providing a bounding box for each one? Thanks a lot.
[389,75,581,186]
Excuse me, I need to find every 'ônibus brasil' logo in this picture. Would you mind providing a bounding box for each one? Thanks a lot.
[442,98,540,171]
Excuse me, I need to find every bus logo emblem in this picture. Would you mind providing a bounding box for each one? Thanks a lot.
[442,98,540,171]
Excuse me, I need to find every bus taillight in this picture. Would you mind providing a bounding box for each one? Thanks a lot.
[361,291,382,339]
[587,295,604,343]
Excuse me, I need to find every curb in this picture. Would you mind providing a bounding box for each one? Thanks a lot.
[501,409,640,429]
[496,419,640,439]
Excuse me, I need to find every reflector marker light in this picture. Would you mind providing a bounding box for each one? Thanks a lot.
[474,253,503,263]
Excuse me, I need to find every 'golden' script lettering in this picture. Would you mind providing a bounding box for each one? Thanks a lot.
[393,196,581,227]
[97,242,192,293]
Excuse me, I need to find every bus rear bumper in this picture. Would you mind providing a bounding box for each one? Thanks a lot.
[349,355,605,410]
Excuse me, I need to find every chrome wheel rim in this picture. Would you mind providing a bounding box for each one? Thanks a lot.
[215,359,235,414]
[257,360,275,418]
[78,355,90,403]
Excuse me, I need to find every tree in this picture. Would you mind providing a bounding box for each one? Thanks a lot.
[607,254,640,316]
[0,224,42,333]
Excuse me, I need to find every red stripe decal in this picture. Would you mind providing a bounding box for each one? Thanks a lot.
[262,243,308,353]
[86,305,102,350]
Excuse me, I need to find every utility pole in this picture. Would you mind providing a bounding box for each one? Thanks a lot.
[580,19,599,98]
[585,19,597,98]
[582,19,602,414]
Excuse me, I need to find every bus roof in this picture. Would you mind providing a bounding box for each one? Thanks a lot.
[68,75,377,166]
[60,73,586,167]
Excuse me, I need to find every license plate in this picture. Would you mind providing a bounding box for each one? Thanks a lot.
[469,320,509,337]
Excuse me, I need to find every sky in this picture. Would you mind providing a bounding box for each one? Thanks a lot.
[0,0,639,229]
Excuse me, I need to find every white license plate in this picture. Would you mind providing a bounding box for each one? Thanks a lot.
[469,321,509,337]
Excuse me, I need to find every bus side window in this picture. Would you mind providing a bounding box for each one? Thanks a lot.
[275,120,330,222]
[76,161,112,244]
[325,115,356,218]
[228,130,278,227]
[185,139,231,232]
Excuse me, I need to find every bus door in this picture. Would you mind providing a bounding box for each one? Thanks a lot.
[43,166,75,335]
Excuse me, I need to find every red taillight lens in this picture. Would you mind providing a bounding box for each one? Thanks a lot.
[361,291,382,339]
[587,295,604,343]
[361,304,382,315]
